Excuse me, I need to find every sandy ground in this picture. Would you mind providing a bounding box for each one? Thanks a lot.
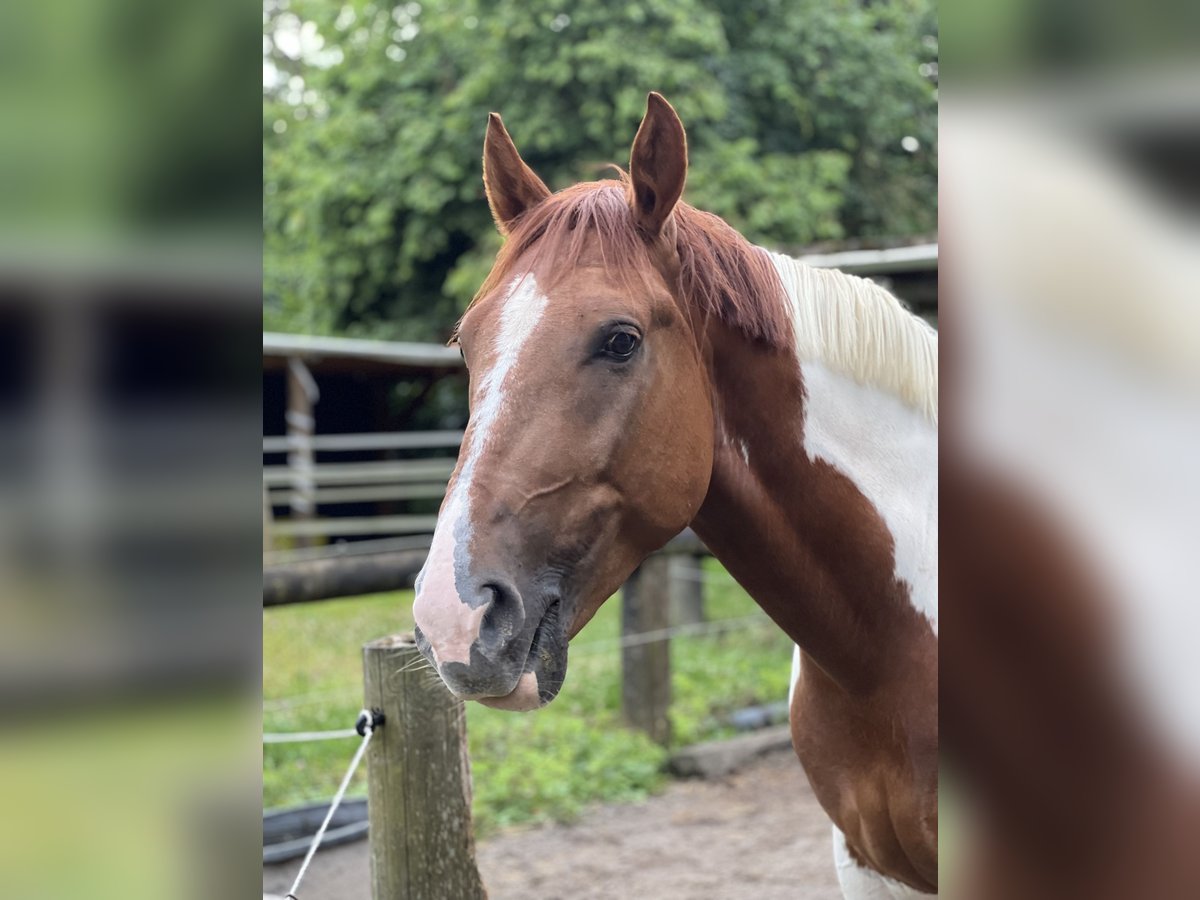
[264,748,841,900]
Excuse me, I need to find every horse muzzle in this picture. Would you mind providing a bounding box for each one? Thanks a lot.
[413,590,567,711]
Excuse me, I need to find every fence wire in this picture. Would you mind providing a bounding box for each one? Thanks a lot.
[264,727,360,744]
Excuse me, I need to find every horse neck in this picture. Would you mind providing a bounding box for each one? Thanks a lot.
[689,280,938,695]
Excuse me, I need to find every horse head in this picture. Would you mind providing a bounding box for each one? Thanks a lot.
[412,94,717,709]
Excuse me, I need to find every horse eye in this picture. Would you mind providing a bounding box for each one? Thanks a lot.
[602,330,640,360]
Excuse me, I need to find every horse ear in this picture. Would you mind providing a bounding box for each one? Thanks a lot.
[483,113,551,234]
[628,92,688,238]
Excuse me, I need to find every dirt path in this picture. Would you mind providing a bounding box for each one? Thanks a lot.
[264,749,841,900]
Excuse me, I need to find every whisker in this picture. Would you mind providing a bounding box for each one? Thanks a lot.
[393,655,434,676]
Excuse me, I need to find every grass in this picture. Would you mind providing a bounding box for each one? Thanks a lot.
[263,559,793,836]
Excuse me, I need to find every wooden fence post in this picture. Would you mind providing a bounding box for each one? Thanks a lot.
[363,634,485,900]
[286,356,319,547]
[621,554,672,745]
[668,553,706,626]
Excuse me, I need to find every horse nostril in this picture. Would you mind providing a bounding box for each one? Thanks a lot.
[477,580,525,653]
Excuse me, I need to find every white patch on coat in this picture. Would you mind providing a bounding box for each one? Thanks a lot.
[833,826,931,899]
[789,644,801,706]
[800,361,938,633]
[765,250,938,634]
[770,252,938,898]
[413,274,550,666]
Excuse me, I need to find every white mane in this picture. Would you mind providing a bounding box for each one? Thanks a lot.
[767,251,939,424]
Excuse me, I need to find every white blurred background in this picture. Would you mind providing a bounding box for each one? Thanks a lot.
[941,2,1200,894]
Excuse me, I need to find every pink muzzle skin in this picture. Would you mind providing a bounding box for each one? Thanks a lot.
[412,573,487,668]
[476,671,541,711]
[413,525,544,708]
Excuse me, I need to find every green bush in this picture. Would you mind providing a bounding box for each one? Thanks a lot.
[264,0,937,341]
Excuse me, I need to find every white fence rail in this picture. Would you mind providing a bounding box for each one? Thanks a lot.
[263,430,458,543]
[263,459,456,487]
[263,430,463,454]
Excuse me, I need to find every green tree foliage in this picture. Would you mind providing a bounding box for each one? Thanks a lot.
[264,0,936,340]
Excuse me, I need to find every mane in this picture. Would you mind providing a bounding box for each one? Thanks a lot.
[465,177,937,423]
[468,176,792,348]
[767,251,939,424]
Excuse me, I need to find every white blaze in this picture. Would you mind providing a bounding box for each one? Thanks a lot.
[413,274,550,665]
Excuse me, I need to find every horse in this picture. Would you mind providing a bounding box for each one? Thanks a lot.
[412,92,938,898]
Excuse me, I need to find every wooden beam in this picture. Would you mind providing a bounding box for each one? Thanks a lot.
[263,549,428,606]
